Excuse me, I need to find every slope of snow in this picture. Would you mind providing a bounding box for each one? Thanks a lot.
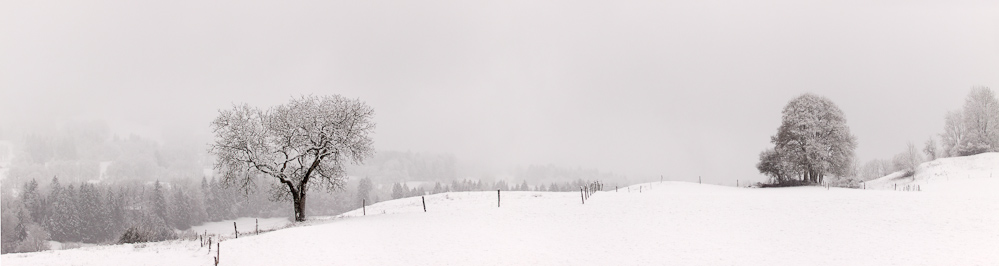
[864,152,999,193]
[189,217,291,237]
[4,181,998,265]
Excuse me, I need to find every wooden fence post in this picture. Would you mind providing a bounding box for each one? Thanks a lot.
[615,186,618,192]
[580,187,585,204]
[363,199,366,216]
[234,222,238,238]
[422,196,427,212]
[256,219,259,235]
[497,189,501,208]
[216,243,220,265]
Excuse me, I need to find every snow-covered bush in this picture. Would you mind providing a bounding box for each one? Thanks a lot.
[118,225,176,244]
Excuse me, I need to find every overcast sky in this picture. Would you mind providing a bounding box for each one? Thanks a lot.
[2,0,997,183]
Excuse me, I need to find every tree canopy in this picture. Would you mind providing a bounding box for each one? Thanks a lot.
[210,95,376,221]
[758,93,857,185]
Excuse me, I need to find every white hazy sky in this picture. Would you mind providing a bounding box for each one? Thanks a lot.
[2,0,997,183]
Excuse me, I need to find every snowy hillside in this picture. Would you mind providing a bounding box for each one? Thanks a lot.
[864,152,999,193]
[190,217,291,237]
[3,180,998,265]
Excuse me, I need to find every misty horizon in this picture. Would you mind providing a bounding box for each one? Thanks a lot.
[3,0,997,184]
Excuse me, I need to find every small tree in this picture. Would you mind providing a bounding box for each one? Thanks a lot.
[923,137,937,161]
[940,110,965,157]
[171,188,194,230]
[152,181,169,227]
[905,141,923,174]
[431,182,443,194]
[892,142,924,177]
[211,95,375,222]
[756,148,788,184]
[356,177,373,206]
[391,183,405,199]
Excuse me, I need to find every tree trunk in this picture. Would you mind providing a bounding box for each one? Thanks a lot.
[293,192,307,222]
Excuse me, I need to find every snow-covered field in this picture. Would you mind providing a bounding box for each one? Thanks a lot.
[189,217,291,237]
[4,154,998,265]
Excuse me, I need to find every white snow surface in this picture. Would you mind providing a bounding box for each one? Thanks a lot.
[4,155,999,265]
[865,152,999,193]
[189,217,291,237]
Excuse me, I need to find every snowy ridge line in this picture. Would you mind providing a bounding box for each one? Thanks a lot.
[314,180,613,223]
[861,152,999,193]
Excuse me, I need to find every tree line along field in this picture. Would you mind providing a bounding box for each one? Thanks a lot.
[0,172,613,254]
[0,176,295,253]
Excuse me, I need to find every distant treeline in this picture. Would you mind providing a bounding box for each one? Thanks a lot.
[0,176,360,254]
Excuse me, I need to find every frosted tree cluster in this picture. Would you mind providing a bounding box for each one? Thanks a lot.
[855,87,996,181]
[757,94,857,185]
[940,86,999,157]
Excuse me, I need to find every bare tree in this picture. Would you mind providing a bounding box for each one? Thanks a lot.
[860,159,890,180]
[905,141,923,174]
[210,95,375,221]
[923,137,937,161]
[940,110,965,157]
